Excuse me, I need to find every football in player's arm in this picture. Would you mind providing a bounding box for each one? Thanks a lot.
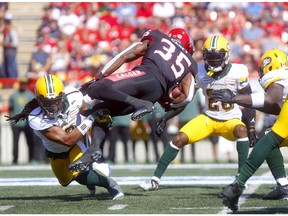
[68,28,198,173]
[138,34,257,192]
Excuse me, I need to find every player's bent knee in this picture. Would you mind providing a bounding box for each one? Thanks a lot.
[172,132,189,148]
[234,125,247,138]
[59,181,70,187]
[58,177,74,187]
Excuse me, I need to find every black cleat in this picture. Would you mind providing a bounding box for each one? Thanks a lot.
[68,149,102,172]
[131,103,155,121]
[263,183,288,200]
[108,177,124,200]
[221,181,244,213]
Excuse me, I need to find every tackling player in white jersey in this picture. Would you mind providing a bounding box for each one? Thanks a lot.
[212,49,288,212]
[139,35,257,191]
[6,74,124,200]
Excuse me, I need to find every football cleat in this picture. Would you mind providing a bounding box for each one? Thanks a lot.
[68,148,102,172]
[139,179,159,191]
[108,177,125,200]
[131,103,155,121]
[221,181,244,213]
[263,183,288,200]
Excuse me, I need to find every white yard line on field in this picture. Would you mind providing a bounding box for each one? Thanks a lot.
[108,204,128,210]
[0,206,14,211]
[0,175,276,186]
[0,163,278,171]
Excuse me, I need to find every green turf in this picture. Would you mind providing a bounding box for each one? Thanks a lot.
[1,165,288,214]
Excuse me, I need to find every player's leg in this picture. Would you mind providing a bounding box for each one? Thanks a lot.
[68,103,119,172]
[87,72,163,121]
[263,146,288,200]
[235,98,288,187]
[219,119,249,173]
[221,130,282,212]
[68,123,109,172]
[51,144,124,200]
[139,114,212,191]
[218,120,249,212]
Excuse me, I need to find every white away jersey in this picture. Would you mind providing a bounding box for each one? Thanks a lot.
[28,87,85,153]
[259,67,288,108]
[196,63,249,120]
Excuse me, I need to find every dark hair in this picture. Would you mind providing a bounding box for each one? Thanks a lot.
[5,98,39,124]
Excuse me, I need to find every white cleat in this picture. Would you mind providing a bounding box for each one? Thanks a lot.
[139,179,159,191]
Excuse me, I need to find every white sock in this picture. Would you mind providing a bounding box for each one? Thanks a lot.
[152,176,160,183]
[277,177,288,186]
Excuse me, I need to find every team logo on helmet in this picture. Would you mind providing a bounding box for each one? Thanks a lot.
[262,57,272,67]
[226,43,231,51]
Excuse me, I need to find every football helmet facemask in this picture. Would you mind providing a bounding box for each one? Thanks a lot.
[203,35,230,75]
[34,74,66,118]
[258,49,288,78]
[168,28,194,55]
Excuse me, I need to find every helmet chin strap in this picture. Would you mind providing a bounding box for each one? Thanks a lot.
[207,65,223,77]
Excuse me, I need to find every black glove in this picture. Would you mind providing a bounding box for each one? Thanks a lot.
[79,74,105,95]
[156,117,166,137]
[248,130,259,148]
[210,89,236,103]
[79,79,95,95]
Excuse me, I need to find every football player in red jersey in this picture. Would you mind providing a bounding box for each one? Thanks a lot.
[68,28,198,172]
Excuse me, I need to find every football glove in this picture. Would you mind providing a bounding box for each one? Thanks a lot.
[248,130,259,148]
[210,89,236,103]
[79,79,95,96]
[156,117,166,137]
[91,109,115,128]
[79,74,105,95]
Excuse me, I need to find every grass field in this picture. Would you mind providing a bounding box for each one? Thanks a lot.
[1,163,288,214]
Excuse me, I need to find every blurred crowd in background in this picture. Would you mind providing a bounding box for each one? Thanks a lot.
[24,2,288,87]
[0,2,286,164]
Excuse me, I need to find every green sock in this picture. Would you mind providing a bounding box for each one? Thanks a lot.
[266,147,286,180]
[154,143,179,179]
[75,170,110,188]
[236,139,249,173]
[236,131,280,187]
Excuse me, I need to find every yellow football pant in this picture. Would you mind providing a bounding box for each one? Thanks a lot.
[180,114,245,143]
[48,145,83,186]
[272,98,288,147]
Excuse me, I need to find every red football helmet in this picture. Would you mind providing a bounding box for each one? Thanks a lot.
[168,28,194,55]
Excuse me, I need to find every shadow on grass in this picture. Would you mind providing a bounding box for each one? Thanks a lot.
[237,206,288,214]
[0,193,108,202]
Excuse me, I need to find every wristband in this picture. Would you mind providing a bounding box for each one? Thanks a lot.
[251,93,265,108]
[77,116,94,136]
[96,73,105,79]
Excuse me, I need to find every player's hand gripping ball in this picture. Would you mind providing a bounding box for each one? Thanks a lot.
[169,85,182,100]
